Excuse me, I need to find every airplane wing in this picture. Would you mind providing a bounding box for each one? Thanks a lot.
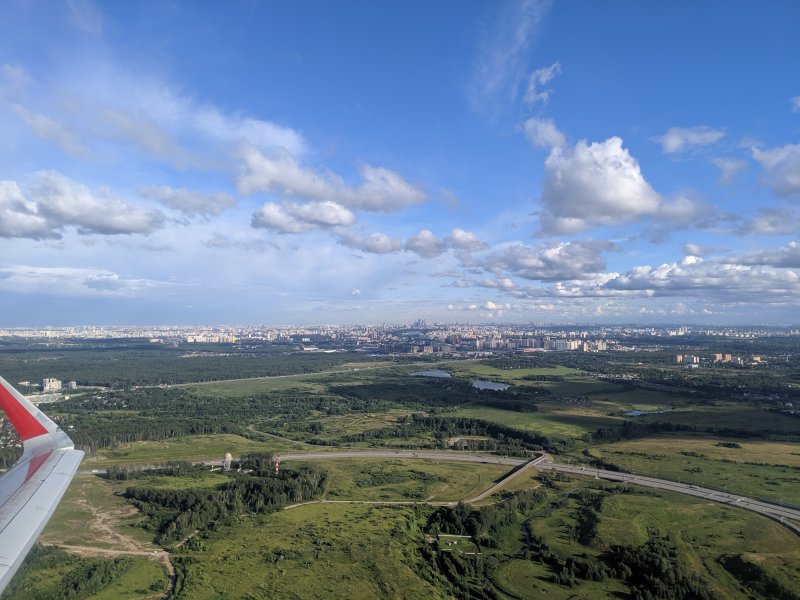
[0,376,84,594]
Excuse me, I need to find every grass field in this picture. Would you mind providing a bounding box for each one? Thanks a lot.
[488,476,800,600]
[450,405,621,437]
[85,433,313,467]
[287,458,511,502]
[173,504,450,599]
[590,435,800,506]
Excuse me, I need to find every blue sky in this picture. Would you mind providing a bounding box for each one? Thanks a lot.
[1,0,799,326]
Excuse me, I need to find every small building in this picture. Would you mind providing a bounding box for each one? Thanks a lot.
[42,378,62,392]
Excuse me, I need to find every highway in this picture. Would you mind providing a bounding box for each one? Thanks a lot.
[278,450,526,466]
[539,461,800,536]
[278,451,800,535]
[82,450,800,535]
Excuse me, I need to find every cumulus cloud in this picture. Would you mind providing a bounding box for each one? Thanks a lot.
[0,181,55,239]
[336,230,403,254]
[682,243,725,257]
[30,171,163,235]
[351,288,361,296]
[140,185,235,217]
[0,172,163,239]
[792,96,800,113]
[522,117,566,149]
[445,228,487,251]
[405,229,446,258]
[524,62,561,106]
[727,241,800,268]
[538,137,661,234]
[653,126,725,153]
[237,146,425,213]
[483,239,618,281]
[452,277,517,290]
[710,157,748,185]
[752,144,800,197]
[737,207,800,235]
[547,248,799,305]
[251,200,355,234]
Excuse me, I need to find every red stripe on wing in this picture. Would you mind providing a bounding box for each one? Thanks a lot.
[0,380,49,440]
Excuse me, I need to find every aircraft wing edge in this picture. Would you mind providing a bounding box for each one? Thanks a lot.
[0,448,84,593]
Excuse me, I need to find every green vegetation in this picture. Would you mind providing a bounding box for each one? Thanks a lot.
[2,337,799,598]
[288,458,511,501]
[0,547,145,600]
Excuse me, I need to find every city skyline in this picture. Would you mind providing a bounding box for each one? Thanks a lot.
[1,1,799,326]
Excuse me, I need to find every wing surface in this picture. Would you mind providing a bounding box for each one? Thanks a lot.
[0,376,84,593]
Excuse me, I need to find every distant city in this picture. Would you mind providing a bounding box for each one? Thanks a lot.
[2,322,797,358]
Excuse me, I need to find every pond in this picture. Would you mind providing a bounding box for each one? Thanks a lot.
[623,408,673,416]
[473,380,510,391]
[411,369,451,378]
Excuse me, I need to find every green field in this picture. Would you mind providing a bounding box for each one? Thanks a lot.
[85,434,313,468]
[287,458,511,502]
[591,435,800,505]
[173,504,450,599]
[450,405,621,437]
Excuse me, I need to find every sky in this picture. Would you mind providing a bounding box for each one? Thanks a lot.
[0,0,799,326]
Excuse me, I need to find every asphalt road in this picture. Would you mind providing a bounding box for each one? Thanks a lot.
[278,450,526,466]
[540,462,800,535]
[81,450,800,535]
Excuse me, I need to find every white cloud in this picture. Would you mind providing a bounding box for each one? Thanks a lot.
[351,288,361,296]
[727,241,800,268]
[251,200,355,234]
[336,230,403,254]
[469,0,553,111]
[0,172,163,239]
[522,117,566,149]
[653,126,725,153]
[405,229,446,258]
[524,62,561,106]
[140,186,235,217]
[11,104,87,156]
[538,137,661,234]
[237,146,426,212]
[737,207,799,235]
[444,228,487,251]
[752,144,800,197]
[599,254,800,302]
[710,157,748,185]
[7,63,306,167]
[31,171,163,235]
[0,264,165,297]
[682,243,725,257]
[483,239,617,282]
[0,181,55,239]
[792,96,800,113]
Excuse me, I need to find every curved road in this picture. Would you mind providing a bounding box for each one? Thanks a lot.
[538,462,800,536]
[277,451,800,535]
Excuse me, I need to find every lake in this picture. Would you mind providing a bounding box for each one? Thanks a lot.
[412,369,451,378]
[473,380,510,391]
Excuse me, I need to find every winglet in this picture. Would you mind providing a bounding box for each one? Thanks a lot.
[0,376,54,441]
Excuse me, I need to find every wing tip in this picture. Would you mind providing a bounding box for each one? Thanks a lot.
[0,376,53,441]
